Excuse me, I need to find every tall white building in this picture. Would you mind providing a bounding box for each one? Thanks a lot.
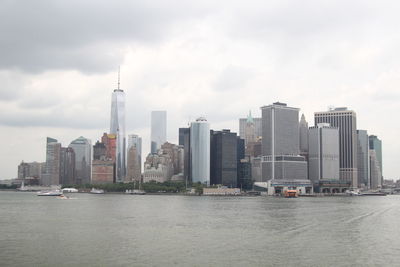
[260,102,307,181]
[308,124,340,181]
[190,117,210,185]
[314,107,358,188]
[110,82,126,183]
[151,111,167,154]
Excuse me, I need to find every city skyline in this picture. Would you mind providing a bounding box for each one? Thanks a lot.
[1,0,399,180]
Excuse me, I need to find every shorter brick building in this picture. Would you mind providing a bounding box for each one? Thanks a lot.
[92,160,114,184]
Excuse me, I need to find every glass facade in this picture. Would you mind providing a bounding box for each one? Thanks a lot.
[151,111,167,153]
[190,118,210,185]
[110,89,126,183]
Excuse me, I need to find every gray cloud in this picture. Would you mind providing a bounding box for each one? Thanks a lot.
[0,0,212,73]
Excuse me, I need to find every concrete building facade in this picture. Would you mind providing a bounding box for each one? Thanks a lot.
[314,107,358,188]
[308,123,340,182]
[260,102,307,181]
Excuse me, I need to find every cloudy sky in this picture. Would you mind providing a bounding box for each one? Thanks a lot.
[1,0,399,180]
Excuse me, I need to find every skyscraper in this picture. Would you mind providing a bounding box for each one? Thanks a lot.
[179,127,191,183]
[369,135,382,177]
[299,114,309,159]
[260,102,307,181]
[128,134,142,167]
[60,147,76,185]
[69,136,91,184]
[357,130,369,187]
[110,78,126,183]
[314,107,358,188]
[210,130,238,187]
[239,116,262,139]
[369,149,382,189]
[42,137,61,185]
[151,111,167,153]
[308,123,340,181]
[190,117,210,185]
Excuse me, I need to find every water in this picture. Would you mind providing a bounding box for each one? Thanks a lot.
[0,191,399,266]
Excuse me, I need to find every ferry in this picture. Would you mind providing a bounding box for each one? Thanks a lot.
[90,188,105,194]
[37,190,63,196]
[284,189,298,198]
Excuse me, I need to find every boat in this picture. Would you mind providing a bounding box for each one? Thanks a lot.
[90,188,105,194]
[345,189,362,196]
[56,194,70,199]
[284,189,298,198]
[125,189,146,195]
[360,192,387,196]
[62,188,78,193]
[37,189,63,196]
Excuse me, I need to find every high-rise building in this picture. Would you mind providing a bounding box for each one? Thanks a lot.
[69,136,91,185]
[92,134,115,184]
[369,135,382,178]
[110,78,126,183]
[102,133,117,162]
[244,111,256,145]
[92,160,114,184]
[308,123,340,181]
[210,130,238,187]
[126,146,141,182]
[314,107,358,187]
[260,102,307,181]
[60,147,76,185]
[299,114,309,159]
[18,161,43,180]
[357,130,369,187]
[239,116,262,139]
[128,134,142,168]
[179,127,191,183]
[369,150,382,189]
[190,117,210,185]
[151,111,167,154]
[42,137,61,185]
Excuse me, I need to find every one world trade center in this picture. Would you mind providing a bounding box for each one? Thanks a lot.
[110,72,126,182]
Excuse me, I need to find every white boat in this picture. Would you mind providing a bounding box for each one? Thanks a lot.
[345,189,362,196]
[90,188,105,194]
[125,189,146,195]
[62,188,79,193]
[37,190,63,196]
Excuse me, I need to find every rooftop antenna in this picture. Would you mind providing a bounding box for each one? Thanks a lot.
[118,66,121,90]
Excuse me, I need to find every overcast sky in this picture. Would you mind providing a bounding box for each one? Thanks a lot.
[1,0,399,180]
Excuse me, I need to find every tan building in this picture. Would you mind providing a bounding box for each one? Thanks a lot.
[92,160,114,184]
[126,146,141,182]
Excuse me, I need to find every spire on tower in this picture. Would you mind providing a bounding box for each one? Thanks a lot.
[118,66,120,90]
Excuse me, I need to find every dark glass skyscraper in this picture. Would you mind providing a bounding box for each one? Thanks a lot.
[210,130,238,187]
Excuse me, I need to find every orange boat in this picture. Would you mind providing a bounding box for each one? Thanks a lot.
[284,189,298,198]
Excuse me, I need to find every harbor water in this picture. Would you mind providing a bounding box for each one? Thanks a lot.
[0,191,399,266]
